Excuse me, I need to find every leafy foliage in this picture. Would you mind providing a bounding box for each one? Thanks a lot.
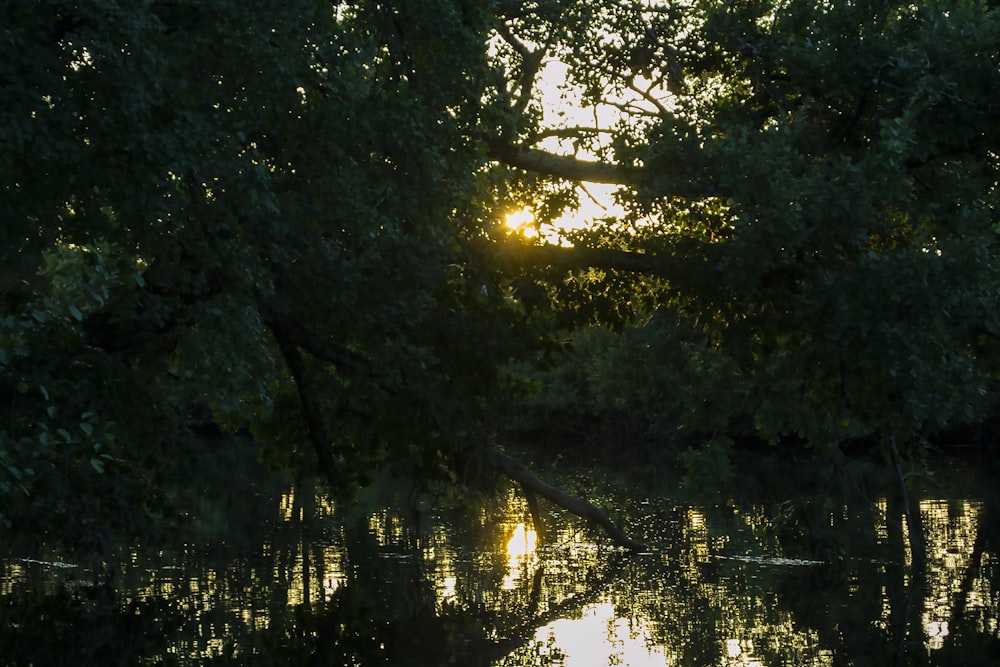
[495,0,1000,469]
[0,0,507,553]
[3,0,1000,555]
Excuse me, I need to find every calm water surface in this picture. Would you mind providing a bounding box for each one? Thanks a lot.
[3,444,1000,666]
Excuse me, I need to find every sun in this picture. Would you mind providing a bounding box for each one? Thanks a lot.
[505,208,538,238]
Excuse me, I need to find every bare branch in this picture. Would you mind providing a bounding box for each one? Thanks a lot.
[627,77,671,116]
[605,98,662,118]
[579,182,610,210]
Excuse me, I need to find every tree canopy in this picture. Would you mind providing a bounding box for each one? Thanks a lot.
[3,0,1000,553]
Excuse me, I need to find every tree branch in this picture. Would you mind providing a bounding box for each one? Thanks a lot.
[493,18,532,59]
[490,449,649,551]
[487,139,640,185]
[256,299,366,372]
[493,20,546,117]
[264,318,339,486]
[478,238,722,301]
[605,98,662,118]
[626,77,671,116]
[511,242,660,274]
[530,126,615,141]
[605,0,677,14]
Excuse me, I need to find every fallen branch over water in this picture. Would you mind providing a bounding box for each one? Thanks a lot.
[489,449,649,552]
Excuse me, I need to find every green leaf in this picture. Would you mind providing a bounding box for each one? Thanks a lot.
[68,304,83,321]
[90,458,105,474]
[57,428,73,443]
[80,422,94,437]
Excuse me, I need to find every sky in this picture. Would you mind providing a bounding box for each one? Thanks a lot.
[503,53,671,242]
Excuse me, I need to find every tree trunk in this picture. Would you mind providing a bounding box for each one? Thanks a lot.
[489,449,648,552]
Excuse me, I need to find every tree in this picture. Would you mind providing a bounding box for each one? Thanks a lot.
[2,0,1000,555]
[487,0,1000,455]
[1,0,506,551]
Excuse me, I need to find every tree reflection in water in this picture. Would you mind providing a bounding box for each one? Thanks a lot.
[3,452,1000,665]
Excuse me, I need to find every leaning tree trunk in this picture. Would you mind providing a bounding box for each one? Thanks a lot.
[489,449,648,552]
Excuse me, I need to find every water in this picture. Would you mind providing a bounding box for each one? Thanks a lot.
[3,445,1000,666]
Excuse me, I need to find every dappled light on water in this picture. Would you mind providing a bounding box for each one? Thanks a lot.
[919,499,984,652]
[687,507,714,564]
[4,458,1000,665]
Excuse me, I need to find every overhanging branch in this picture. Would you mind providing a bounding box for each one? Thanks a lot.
[508,242,660,274]
[485,237,717,286]
[490,449,649,551]
[531,126,614,141]
[257,299,366,372]
[487,140,640,185]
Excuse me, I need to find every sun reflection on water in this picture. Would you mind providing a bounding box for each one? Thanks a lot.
[4,464,1000,666]
[725,638,764,667]
[503,522,538,590]
[506,521,538,560]
[527,602,671,667]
